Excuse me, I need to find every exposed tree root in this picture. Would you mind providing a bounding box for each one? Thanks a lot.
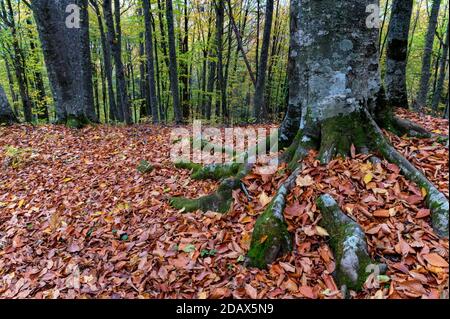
[170,163,254,214]
[246,167,300,268]
[317,194,384,291]
[170,133,278,213]
[391,117,432,138]
[175,161,242,180]
[247,135,314,268]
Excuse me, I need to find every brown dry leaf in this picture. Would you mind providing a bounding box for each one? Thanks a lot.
[245,284,258,299]
[298,286,315,299]
[373,209,390,218]
[279,262,296,273]
[296,175,314,187]
[423,253,449,267]
[258,192,272,208]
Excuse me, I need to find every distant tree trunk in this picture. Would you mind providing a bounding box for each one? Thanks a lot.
[215,0,228,122]
[26,19,49,121]
[414,0,441,111]
[143,0,160,123]
[2,0,33,122]
[91,0,117,122]
[444,92,449,119]
[266,0,282,117]
[378,0,390,53]
[4,59,17,106]
[152,18,165,122]
[432,24,449,113]
[32,0,97,127]
[384,0,413,109]
[166,0,183,124]
[253,0,274,122]
[180,0,190,120]
[0,84,18,124]
[93,60,101,121]
[156,0,170,68]
[138,23,149,118]
[407,0,423,59]
[226,0,256,86]
[103,0,132,124]
[205,3,217,121]
[255,0,260,80]
[99,54,108,122]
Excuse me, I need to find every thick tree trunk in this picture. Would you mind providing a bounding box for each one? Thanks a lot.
[384,0,413,109]
[32,0,96,127]
[253,0,274,122]
[414,0,441,111]
[431,24,449,113]
[165,0,183,124]
[143,0,160,124]
[0,85,18,124]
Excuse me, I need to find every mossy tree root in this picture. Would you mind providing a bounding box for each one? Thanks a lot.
[170,163,254,214]
[317,194,383,291]
[170,132,280,213]
[66,115,90,129]
[318,113,369,164]
[246,133,316,267]
[175,161,242,180]
[366,110,449,238]
[246,167,301,268]
[391,117,432,138]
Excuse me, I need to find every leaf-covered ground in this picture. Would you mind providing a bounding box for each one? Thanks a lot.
[0,110,448,299]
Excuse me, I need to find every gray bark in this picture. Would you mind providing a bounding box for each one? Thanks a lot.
[384,0,413,109]
[32,0,96,126]
[292,0,381,135]
[0,84,18,124]
[414,0,441,111]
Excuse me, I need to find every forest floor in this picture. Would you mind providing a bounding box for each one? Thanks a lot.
[0,109,448,299]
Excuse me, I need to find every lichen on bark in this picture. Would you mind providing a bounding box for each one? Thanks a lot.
[317,194,380,291]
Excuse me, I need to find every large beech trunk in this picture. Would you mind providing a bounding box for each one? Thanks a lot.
[32,0,97,127]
